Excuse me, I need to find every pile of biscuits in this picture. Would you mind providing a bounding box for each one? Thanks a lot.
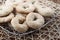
[0,0,55,33]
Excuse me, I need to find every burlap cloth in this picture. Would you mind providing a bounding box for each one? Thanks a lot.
[0,0,60,40]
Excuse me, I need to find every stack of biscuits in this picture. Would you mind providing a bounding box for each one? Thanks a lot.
[0,0,55,33]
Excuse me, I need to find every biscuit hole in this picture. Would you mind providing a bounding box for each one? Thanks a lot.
[23,5,29,9]
[19,20,25,24]
[33,17,37,21]
[23,1,26,3]
[23,6,27,9]
[32,1,35,4]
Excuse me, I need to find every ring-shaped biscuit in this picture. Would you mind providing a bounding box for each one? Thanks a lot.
[26,12,45,29]
[16,2,35,13]
[34,1,55,17]
[0,0,13,16]
[0,13,14,23]
[12,0,25,7]
[11,14,28,33]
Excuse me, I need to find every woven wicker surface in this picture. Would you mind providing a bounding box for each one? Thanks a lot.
[0,0,60,40]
